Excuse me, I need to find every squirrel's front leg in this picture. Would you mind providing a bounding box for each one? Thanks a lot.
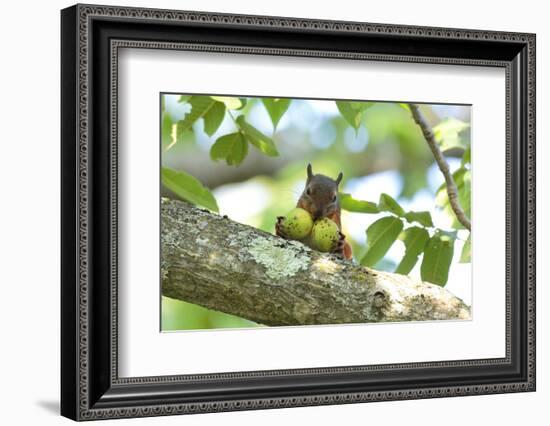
[275,216,289,239]
[332,231,353,260]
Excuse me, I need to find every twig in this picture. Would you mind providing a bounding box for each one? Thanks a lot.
[408,104,471,231]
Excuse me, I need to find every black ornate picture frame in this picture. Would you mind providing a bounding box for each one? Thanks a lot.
[61,3,536,421]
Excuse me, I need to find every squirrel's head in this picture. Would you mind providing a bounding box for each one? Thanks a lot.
[300,164,343,220]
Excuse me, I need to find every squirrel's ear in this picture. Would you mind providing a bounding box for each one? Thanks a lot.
[306,163,313,180]
[335,172,343,186]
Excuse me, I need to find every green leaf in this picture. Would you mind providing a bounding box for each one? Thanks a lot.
[378,193,406,217]
[462,146,471,166]
[460,234,471,263]
[336,101,374,130]
[420,232,455,286]
[161,167,218,212]
[404,211,434,228]
[340,193,380,213]
[350,101,374,111]
[236,115,279,157]
[237,98,248,110]
[435,183,447,207]
[361,216,404,267]
[176,96,217,138]
[210,132,248,166]
[210,96,243,110]
[203,102,226,136]
[262,98,291,130]
[161,112,173,147]
[433,117,470,152]
[459,169,471,221]
[395,227,430,274]
[177,95,191,103]
[398,103,410,112]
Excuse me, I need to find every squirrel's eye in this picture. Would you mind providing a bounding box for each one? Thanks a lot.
[332,195,337,202]
[306,188,311,196]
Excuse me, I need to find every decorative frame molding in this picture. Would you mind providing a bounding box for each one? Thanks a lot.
[61,3,535,420]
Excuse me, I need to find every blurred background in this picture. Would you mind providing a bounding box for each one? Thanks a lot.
[161,94,471,331]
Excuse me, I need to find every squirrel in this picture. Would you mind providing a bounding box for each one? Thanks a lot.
[276,164,353,260]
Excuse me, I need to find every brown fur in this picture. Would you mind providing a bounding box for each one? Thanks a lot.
[297,165,352,260]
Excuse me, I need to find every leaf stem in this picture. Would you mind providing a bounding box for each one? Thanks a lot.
[227,110,240,128]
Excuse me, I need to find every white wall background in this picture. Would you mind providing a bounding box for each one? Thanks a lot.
[0,0,546,424]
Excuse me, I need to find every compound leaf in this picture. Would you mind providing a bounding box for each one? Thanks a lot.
[420,232,455,286]
[203,101,226,136]
[378,193,406,217]
[361,216,403,267]
[236,115,278,157]
[210,132,248,166]
[395,227,429,275]
[404,211,434,228]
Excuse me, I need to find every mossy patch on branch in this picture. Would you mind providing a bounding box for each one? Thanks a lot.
[246,236,310,280]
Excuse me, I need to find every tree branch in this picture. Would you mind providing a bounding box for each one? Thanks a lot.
[161,198,470,326]
[408,104,471,231]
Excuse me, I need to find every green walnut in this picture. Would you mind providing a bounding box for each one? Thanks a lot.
[281,208,313,240]
[310,218,340,252]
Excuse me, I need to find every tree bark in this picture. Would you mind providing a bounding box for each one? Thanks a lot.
[161,198,471,326]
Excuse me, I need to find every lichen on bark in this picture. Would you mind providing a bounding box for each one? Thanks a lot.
[246,236,310,280]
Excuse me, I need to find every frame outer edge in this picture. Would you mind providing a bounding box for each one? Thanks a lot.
[65,4,536,420]
[60,4,80,422]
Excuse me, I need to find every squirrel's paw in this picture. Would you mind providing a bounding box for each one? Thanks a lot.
[275,216,289,239]
[331,231,346,258]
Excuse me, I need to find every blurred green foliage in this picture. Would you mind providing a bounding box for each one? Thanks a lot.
[160,95,472,330]
[162,297,258,331]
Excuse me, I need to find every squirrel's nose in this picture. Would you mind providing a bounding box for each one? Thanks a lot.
[314,209,323,219]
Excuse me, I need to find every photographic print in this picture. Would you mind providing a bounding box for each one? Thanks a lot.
[160,94,472,331]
